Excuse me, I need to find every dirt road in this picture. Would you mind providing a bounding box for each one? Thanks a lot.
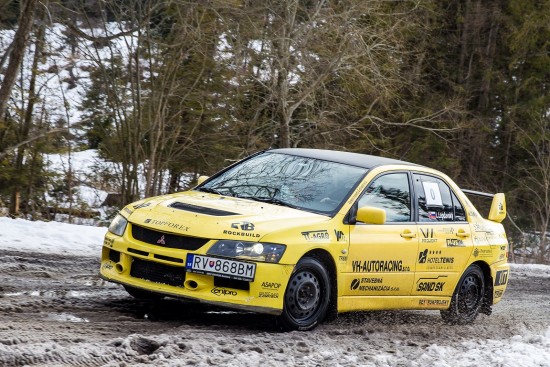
[1,251,549,366]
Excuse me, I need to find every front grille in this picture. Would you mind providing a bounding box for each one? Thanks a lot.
[128,248,149,257]
[154,254,184,263]
[132,224,209,250]
[130,258,185,287]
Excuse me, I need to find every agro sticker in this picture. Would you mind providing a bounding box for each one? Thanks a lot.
[422,182,443,206]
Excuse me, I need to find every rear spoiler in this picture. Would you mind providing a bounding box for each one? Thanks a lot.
[462,189,506,223]
[461,189,494,198]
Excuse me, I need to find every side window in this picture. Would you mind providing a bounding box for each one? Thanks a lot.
[414,174,464,222]
[357,173,411,222]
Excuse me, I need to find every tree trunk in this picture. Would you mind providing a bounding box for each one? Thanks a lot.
[0,0,38,116]
[9,16,44,216]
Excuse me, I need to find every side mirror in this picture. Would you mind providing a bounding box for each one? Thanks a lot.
[197,175,209,185]
[356,206,386,225]
[488,193,506,223]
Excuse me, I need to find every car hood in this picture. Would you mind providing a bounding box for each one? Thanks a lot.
[126,190,330,240]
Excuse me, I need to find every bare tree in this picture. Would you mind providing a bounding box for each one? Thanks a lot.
[0,0,38,117]
[9,16,45,215]
[514,116,550,263]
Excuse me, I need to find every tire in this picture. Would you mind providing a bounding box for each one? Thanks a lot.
[123,285,164,300]
[441,264,485,324]
[277,257,331,331]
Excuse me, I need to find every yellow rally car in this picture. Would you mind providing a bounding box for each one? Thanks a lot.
[100,148,510,330]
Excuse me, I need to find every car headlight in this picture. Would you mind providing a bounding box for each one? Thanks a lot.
[207,240,286,263]
[108,214,128,236]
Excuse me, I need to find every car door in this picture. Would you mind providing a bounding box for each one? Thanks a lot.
[411,173,474,297]
[343,172,418,297]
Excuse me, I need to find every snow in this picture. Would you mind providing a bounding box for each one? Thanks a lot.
[0,217,549,366]
[45,149,111,207]
[0,216,106,257]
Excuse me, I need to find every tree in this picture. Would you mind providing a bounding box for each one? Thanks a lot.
[0,0,38,118]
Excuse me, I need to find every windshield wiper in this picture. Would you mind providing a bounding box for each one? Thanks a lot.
[238,195,299,209]
[197,187,226,196]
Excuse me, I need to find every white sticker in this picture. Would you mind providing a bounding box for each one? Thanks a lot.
[422,182,443,206]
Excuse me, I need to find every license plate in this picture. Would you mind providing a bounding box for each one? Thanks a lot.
[185,254,256,282]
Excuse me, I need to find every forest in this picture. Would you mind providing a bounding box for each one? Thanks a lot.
[0,0,549,263]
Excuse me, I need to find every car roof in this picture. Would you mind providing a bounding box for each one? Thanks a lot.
[269,148,422,169]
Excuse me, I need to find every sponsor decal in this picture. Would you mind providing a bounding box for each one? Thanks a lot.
[334,230,347,242]
[231,221,255,231]
[418,299,448,306]
[261,282,281,290]
[222,229,261,238]
[157,235,166,245]
[351,260,410,272]
[494,289,504,298]
[473,235,489,245]
[416,276,447,292]
[133,202,151,209]
[123,207,133,215]
[102,263,113,270]
[473,247,493,258]
[301,230,330,241]
[339,256,348,262]
[473,223,493,233]
[350,277,398,292]
[347,181,368,204]
[446,238,465,247]
[439,227,455,235]
[420,228,437,244]
[495,270,509,286]
[418,249,454,265]
[436,212,453,220]
[259,292,279,298]
[211,287,237,297]
[144,219,190,232]
[103,237,114,247]
[418,249,429,263]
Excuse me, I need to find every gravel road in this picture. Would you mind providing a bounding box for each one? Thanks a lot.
[1,251,549,366]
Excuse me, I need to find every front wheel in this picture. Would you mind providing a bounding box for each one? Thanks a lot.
[277,257,331,331]
[441,264,485,324]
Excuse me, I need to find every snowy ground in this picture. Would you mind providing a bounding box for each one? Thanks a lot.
[0,217,549,366]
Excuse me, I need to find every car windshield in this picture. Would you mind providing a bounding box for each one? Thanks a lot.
[198,152,368,215]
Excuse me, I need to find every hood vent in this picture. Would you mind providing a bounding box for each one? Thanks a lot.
[168,202,239,216]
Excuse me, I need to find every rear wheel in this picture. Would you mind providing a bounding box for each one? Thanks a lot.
[441,264,485,324]
[277,257,330,331]
[123,285,163,300]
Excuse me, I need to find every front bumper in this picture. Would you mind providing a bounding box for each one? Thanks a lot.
[100,232,294,315]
